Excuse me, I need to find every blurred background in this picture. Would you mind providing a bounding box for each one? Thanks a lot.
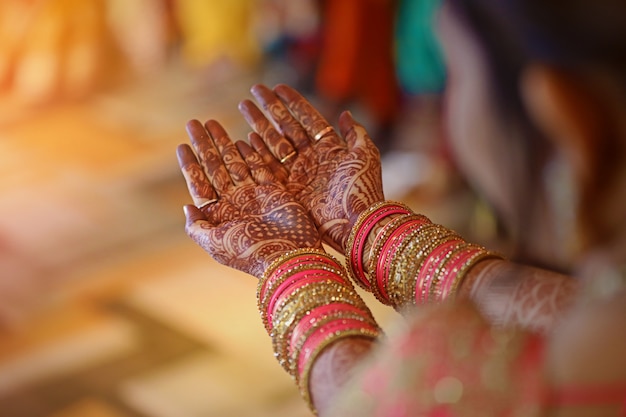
[0,0,498,416]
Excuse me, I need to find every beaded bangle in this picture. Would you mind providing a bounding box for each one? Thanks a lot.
[435,245,483,301]
[372,216,431,304]
[388,225,460,308]
[345,201,412,289]
[266,269,349,325]
[259,250,342,301]
[427,242,475,303]
[417,239,466,303]
[270,284,367,370]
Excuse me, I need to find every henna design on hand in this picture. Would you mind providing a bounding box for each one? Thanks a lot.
[178,120,322,278]
[240,84,385,252]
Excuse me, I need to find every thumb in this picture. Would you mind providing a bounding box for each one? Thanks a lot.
[339,111,370,150]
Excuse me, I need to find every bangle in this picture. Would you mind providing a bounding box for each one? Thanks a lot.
[345,201,412,290]
[259,249,341,301]
[388,225,459,308]
[371,216,431,304]
[297,325,380,415]
[417,239,466,303]
[258,248,381,415]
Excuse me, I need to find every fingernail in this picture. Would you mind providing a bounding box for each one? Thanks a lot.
[183,205,190,218]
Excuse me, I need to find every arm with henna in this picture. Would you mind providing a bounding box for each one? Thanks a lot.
[241,84,580,334]
[178,117,379,417]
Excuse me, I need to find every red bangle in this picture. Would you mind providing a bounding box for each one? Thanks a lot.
[349,204,412,289]
[297,318,380,377]
[437,246,482,301]
[267,271,348,325]
[376,219,427,303]
[260,254,341,301]
[288,303,370,354]
[416,239,464,304]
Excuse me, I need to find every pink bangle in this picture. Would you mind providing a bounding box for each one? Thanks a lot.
[348,203,412,289]
[267,270,348,326]
[416,239,464,304]
[260,255,341,301]
[376,219,427,303]
[437,246,482,301]
[297,318,380,377]
[288,303,370,354]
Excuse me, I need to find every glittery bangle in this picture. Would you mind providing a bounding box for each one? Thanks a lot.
[418,239,466,303]
[257,248,340,298]
[373,216,431,304]
[271,282,366,371]
[288,310,377,380]
[258,249,341,300]
[267,271,349,324]
[428,242,475,303]
[387,225,459,308]
[345,201,412,289]
[435,245,483,302]
[289,303,374,356]
[261,255,342,301]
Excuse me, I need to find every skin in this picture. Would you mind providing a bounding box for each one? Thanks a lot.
[177,119,322,278]
[239,84,384,252]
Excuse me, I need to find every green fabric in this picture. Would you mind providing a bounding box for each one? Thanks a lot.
[395,0,446,94]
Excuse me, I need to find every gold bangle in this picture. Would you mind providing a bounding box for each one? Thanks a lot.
[287,311,378,381]
[270,281,366,370]
[366,214,431,304]
[259,263,348,328]
[344,201,412,289]
[387,225,459,308]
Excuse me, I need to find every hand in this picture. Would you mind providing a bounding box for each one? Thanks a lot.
[238,84,385,252]
[177,119,322,278]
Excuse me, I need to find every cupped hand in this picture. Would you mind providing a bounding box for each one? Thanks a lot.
[177,119,323,278]
[238,84,385,252]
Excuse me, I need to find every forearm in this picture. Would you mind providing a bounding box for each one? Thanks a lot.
[356,203,579,333]
[309,338,375,416]
[458,259,579,333]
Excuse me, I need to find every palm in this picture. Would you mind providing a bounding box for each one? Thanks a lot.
[239,84,384,251]
[189,183,320,277]
[178,119,322,278]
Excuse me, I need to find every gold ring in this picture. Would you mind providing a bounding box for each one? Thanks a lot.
[280,150,297,164]
[197,198,218,209]
[313,126,334,141]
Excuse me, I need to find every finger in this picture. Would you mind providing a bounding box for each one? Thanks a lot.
[186,119,233,194]
[176,143,218,207]
[183,204,216,247]
[273,84,343,146]
[248,132,289,183]
[235,140,277,185]
[238,99,297,163]
[204,119,254,186]
[338,110,373,150]
[250,84,312,151]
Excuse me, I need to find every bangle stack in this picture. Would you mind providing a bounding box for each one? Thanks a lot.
[258,248,381,414]
[346,201,504,310]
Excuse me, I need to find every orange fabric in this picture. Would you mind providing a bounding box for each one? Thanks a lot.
[315,0,399,124]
